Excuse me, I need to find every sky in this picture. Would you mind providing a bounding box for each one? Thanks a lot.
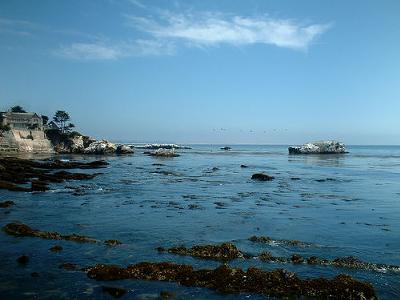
[0,0,399,145]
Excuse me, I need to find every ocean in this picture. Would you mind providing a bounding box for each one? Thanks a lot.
[0,145,399,299]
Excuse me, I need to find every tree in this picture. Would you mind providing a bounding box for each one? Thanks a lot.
[41,115,49,125]
[53,110,71,133]
[0,124,11,136]
[11,105,26,113]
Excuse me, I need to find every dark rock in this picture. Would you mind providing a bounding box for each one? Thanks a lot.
[31,180,49,192]
[17,255,29,265]
[30,272,40,277]
[160,290,175,299]
[0,200,15,208]
[291,254,304,264]
[249,235,272,243]
[3,222,99,244]
[102,286,127,299]
[240,164,248,168]
[49,245,63,252]
[0,157,106,192]
[104,240,122,246]
[158,243,242,261]
[251,173,275,181]
[220,146,231,151]
[59,263,78,270]
[85,262,377,299]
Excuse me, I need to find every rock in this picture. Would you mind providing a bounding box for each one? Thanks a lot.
[251,173,275,181]
[84,140,117,154]
[0,200,15,208]
[104,239,122,246]
[240,164,248,168]
[17,255,29,265]
[102,286,127,299]
[0,157,106,192]
[291,254,304,264]
[145,149,180,157]
[116,144,134,154]
[160,291,175,299]
[288,141,346,154]
[59,262,78,270]
[31,180,49,192]
[220,146,231,151]
[134,144,191,150]
[157,242,243,261]
[85,262,378,299]
[49,245,63,252]
[3,222,99,244]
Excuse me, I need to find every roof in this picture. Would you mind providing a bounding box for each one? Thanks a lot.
[3,112,41,120]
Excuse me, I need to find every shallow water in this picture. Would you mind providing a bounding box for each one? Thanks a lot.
[0,145,399,299]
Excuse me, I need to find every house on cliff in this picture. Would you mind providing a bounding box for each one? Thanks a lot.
[0,112,44,130]
[0,111,53,153]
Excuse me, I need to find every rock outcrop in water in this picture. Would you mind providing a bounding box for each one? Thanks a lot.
[251,173,275,181]
[0,157,107,192]
[134,144,191,150]
[288,141,346,154]
[46,129,133,155]
[144,149,180,157]
[83,140,117,154]
[85,262,377,299]
[157,243,243,261]
[3,222,122,246]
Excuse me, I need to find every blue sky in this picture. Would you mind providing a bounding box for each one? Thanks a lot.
[1,0,399,144]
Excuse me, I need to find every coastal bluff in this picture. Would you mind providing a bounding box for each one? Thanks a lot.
[0,129,54,153]
[0,109,133,154]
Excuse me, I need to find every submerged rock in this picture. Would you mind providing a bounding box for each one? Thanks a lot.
[288,141,347,154]
[0,200,15,208]
[251,173,275,181]
[17,255,30,265]
[160,291,175,299]
[49,245,63,252]
[157,243,242,261]
[104,239,122,246]
[4,223,99,243]
[102,286,127,299]
[85,262,377,299]
[0,157,106,192]
[59,262,79,270]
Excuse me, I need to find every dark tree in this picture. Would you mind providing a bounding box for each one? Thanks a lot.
[0,124,11,136]
[11,105,26,113]
[41,115,49,125]
[53,110,71,133]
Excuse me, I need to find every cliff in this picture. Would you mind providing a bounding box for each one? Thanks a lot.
[0,129,54,153]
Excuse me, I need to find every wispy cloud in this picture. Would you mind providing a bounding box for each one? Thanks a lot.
[126,11,331,50]
[55,39,175,60]
[127,0,146,9]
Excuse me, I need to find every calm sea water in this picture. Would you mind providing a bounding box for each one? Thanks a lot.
[0,145,399,299]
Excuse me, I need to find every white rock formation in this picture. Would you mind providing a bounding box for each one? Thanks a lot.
[288,141,347,154]
[84,140,117,154]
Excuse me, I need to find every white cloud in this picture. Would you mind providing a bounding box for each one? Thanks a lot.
[126,12,330,50]
[56,39,175,60]
[56,43,122,60]
[127,0,146,9]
